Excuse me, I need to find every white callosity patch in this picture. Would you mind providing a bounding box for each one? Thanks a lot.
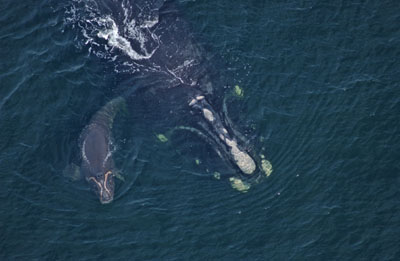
[202,108,215,122]
[223,137,256,175]
[189,99,197,106]
[189,95,205,106]
[230,145,256,175]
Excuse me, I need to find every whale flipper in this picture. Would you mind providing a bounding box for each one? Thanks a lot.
[63,162,81,181]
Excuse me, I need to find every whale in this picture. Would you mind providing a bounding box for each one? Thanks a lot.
[67,0,272,202]
[78,97,125,204]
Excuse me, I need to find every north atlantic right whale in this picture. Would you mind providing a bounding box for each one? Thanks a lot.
[78,97,125,204]
[67,0,272,202]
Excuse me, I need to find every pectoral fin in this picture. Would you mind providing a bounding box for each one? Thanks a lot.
[114,170,125,182]
[63,163,81,181]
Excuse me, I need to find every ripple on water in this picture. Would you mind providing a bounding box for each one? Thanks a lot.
[1,0,400,260]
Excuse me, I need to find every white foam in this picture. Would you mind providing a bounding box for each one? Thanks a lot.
[141,17,159,29]
[65,0,160,70]
[96,16,155,61]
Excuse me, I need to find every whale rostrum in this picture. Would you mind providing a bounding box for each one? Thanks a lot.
[188,95,257,175]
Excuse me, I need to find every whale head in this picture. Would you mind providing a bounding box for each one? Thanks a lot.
[87,170,115,204]
[187,94,272,182]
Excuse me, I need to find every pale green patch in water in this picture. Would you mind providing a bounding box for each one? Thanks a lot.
[260,154,273,177]
[229,177,251,192]
[195,159,201,165]
[234,85,244,97]
[156,133,168,143]
[213,171,221,180]
[114,171,125,182]
[63,163,81,181]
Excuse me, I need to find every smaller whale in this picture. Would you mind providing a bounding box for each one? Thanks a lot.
[79,97,125,204]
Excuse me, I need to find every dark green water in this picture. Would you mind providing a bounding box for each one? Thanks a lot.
[1,0,399,260]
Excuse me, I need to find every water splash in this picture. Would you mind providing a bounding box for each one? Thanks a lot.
[64,0,161,73]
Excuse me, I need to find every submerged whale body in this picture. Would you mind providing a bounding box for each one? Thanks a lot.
[79,97,125,204]
[67,0,272,202]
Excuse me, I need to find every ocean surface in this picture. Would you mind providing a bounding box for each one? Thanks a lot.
[1,0,399,260]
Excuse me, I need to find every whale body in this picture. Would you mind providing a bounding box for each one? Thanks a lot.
[79,97,125,204]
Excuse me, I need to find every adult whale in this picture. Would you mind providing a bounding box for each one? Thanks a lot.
[67,0,272,203]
